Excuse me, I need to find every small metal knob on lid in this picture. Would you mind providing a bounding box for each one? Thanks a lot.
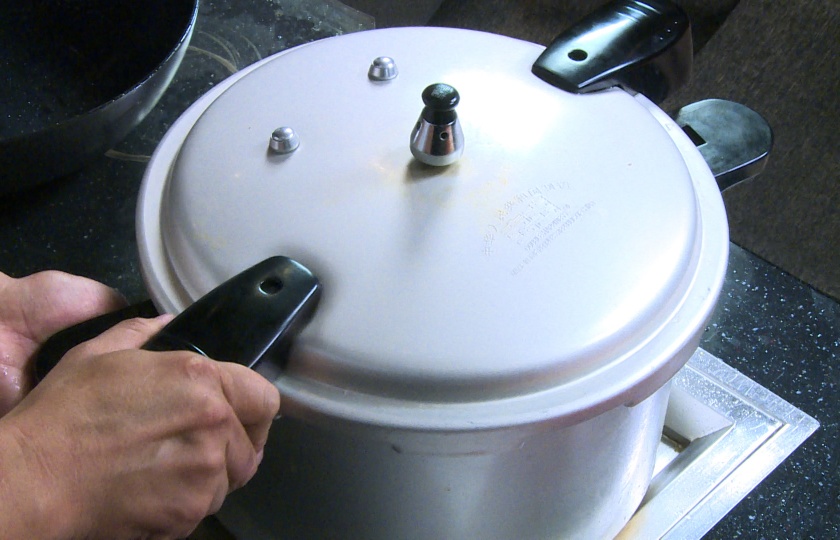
[368,56,398,81]
[409,83,464,166]
[269,127,300,154]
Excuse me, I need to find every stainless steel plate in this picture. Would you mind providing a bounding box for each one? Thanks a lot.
[618,348,819,539]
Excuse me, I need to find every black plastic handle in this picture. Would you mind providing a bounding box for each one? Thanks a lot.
[532,0,692,103]
[674,99,774,191]
[35,256,321,381]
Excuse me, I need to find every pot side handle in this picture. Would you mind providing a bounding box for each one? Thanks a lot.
[675,99,774,191]
[532,0,692,103]
[34,256,321,381]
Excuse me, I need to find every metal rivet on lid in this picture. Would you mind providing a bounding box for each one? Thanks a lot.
[269,127,300,154]
[368,56,398,81]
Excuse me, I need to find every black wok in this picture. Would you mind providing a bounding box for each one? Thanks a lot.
[0,0,198,195]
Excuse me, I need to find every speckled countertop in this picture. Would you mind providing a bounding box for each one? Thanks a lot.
[697,246,838,538]
[0,1,836,538]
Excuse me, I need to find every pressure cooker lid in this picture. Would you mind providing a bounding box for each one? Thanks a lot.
[146,27,728,425]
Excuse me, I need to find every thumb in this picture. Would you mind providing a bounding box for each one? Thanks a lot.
[14,271,128,344]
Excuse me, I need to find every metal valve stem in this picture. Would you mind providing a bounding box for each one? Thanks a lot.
[409,83,464,166]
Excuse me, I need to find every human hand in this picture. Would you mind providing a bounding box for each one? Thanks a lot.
[0,315,281,540]
[0,270,126,416]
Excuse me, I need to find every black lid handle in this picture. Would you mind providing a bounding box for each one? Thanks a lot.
[142,256,321,368]
[35,256,321,381]
[532,0,692,103]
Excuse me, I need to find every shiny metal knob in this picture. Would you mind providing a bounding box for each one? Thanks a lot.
[269,127,300,154]
[368,56,398,81]
[409,83,464,166]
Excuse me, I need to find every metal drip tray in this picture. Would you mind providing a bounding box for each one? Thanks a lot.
[617,348,819,538]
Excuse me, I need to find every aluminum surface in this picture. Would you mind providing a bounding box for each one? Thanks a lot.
[135,28,814,539]
[212,348,817,539]
[141,27,730,425]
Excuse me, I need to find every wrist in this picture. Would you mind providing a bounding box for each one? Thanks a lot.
[0,415,77,540]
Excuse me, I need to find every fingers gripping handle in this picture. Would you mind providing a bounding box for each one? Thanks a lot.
[33,300,161,381]
[35,257,321,381]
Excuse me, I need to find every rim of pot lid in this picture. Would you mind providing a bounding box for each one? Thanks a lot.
[147,27,729,429]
